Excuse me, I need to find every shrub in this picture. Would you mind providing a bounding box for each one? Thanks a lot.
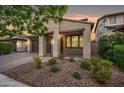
[48,58,57,65]
[91,58,112,84]
[50,64,59,73]
[0,42,13,55]
[71,71,81,79]
[113,45,124,70]
[80,60,92,70]
[99,34,124,61]
[33,56,42,68]
[69,56,74,62]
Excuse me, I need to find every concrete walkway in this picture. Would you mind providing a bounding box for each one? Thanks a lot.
[0,53,52,72]
[0,74,29,87]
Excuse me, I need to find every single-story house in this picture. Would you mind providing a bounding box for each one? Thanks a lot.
[0,18,94,59]
[38,18,94,59]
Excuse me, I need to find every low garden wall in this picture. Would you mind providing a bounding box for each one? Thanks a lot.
[91,42,99,57]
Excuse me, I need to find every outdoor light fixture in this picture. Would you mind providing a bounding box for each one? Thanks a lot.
[27,39,30,45]
[51,39,54,44]
[59,34,64,38]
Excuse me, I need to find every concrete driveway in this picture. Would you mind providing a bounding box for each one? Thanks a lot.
[0,52,52,72]
[0,53,37,72]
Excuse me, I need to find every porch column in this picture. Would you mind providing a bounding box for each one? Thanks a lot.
[27,39,31,53]
[83,24,91,59]
[39,36,46,56]
[53,31,60,57]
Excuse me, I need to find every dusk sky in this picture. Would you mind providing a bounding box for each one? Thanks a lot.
[64,5,124,22]
[64,5,124,40]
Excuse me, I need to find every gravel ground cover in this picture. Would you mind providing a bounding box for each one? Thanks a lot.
[2,59,124,87]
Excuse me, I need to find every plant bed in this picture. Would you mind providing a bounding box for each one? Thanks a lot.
[1,60,124,87]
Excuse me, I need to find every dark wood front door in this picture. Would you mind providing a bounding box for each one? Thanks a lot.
[46,37,52,54]
[32,40,39,53]
[60,37,64,54]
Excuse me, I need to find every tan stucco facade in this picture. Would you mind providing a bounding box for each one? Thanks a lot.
[39,19,93,59]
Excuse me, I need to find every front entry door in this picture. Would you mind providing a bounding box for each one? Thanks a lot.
[46,37,52,54]
[60,36,64,54]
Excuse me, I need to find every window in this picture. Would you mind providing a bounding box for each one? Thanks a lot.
[72,36,78,47]
[103,20,107,30]
[66,36,71,47]
[110,16,116,24]
[66,35,83,48]
[80,36,83,47]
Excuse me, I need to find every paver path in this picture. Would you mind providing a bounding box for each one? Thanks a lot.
[0,73,29,87]
[0,53,52,72]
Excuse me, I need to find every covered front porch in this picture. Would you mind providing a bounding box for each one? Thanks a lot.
[39,29,91,59]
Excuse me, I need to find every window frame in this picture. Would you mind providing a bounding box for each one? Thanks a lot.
[65,35,83,48]
[71,35,79,48]
[109,16,116,24]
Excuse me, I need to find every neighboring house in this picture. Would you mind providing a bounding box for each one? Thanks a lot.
[95,11,124,41]
[0,18,94,59]
[0,36,28,52]
[0,35,39,53]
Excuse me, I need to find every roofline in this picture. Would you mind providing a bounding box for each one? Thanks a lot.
[61,18,94,25]
[0,38,27,41]
[61,18,94,31]
[94,11,124,32]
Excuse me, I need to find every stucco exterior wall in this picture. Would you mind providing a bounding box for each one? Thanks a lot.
[60,20,86,31]
[45,20,59,32]
[83,24,91,59]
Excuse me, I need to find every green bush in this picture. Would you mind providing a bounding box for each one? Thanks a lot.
[33,56,42,68]
[91,58,112,84]
[113,45,124,70]
[0,42,13,55]
[48,58,57,65]
[80,60,92,70]
[50,64,59,73]
[71,71,81,79]
[99,34,124,61]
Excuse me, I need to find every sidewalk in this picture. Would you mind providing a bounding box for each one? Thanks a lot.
[0,74,29,87]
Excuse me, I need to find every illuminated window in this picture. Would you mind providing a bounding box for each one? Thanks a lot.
[72,36,78,47]
[66,36,71,47]
[66,35,83,48]
[80,36,83,47]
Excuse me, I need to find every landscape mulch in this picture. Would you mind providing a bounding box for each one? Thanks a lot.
[2,60,124,87]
